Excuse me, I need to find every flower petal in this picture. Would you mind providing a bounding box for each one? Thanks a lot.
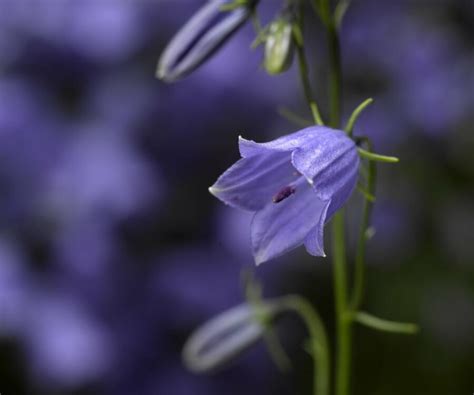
[291,128,356,185]
[303,150,359,256]
[239,126,337,157]
[303,152,359,256]
[209,151,298,211]
[251,180,330,265]
[303,204,329,257]
[317,150,359,218]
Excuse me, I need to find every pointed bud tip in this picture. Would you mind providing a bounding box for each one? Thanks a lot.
[155,66,167,81]
[208,185,218,195]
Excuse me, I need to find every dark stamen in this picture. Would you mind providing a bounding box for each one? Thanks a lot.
[272,186,296,203]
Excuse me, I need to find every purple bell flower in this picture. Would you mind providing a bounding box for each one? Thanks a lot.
[157,0,257,82]
[209,126,359,265]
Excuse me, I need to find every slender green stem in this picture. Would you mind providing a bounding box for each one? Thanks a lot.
[325,23,342,127]
[350,145,376,311]
[282,295,330,395]
[278,106,313,127]
[295,42,324,125]
[331,210,351,395]
[294,9,324,125]
[317,1,352,394]
[244,271,292,372]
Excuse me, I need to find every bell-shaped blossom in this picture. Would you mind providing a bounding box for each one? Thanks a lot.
[210,126,359,265]
[157,0,257,82]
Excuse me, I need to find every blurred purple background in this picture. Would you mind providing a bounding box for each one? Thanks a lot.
[0,1,473,394]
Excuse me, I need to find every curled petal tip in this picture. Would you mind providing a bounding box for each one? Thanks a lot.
[155,67,166,81]
[254,253,266,266]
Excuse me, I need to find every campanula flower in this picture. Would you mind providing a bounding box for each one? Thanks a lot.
[209,126,359,265]
[157,0,258,82]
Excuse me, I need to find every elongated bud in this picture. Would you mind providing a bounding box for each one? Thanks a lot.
[264,14,295,75]
[157,0,258,82]
[182,302,279,373]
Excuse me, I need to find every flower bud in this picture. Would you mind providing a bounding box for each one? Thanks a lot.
[264,16,294,75]
[157,0,257,82]
[182,302,279,372]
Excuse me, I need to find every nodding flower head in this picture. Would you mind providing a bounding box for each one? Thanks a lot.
[209,126,360,265]
[157,0,258,82]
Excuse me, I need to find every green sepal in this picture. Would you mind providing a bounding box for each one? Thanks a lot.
[354,311,419,335]
[345,97,374,135]
[358,148,399,163]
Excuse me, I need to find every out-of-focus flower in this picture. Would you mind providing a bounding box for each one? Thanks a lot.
[157,0,258,82]
[264,14,295,75]
[183,302,279,373]
[43,123,159,224]
[210,126,359,264]
[0,0,144,64]
[23,291,111,388]
[0,238,31,336]
[152,246,244,324]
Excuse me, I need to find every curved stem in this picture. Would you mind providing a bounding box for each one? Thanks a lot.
[294,7,324,125]
[282,295,330,395]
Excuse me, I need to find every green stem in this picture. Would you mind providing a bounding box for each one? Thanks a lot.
[294,8,324,125]
[350,145,376,311]
[282,295,330,395]
[318,2,351,394]
[332,210,351,395]
[327,23,342,128]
